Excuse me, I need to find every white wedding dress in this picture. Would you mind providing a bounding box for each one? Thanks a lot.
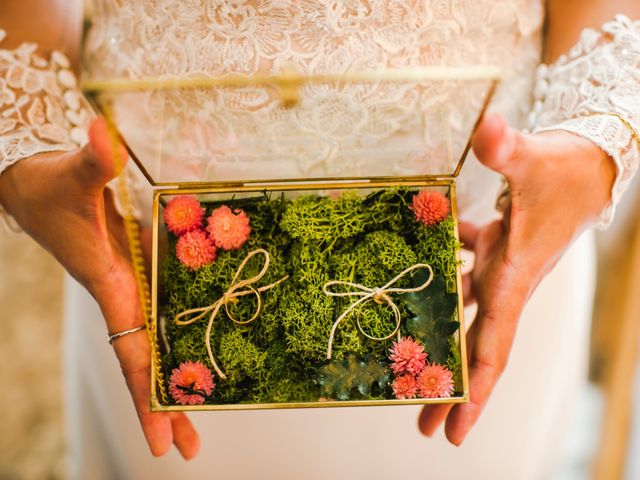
[63,1,596,479]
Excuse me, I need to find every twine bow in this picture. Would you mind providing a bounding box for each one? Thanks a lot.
[323,263,434,360]
[174,249,288,379]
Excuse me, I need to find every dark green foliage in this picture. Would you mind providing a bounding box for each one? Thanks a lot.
[405,274,460,365]
[317,356,391,400]
[362,187,416,234]
[446,336,463,392]
[160,187,462,405]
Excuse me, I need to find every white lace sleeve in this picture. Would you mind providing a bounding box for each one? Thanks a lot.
[529,15,640,229]
[0,29,90,229]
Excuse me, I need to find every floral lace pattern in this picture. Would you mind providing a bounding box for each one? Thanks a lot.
[83,0,544,224]
[530,15,640,228]
[0,30,89,173]
[0,29,92,229]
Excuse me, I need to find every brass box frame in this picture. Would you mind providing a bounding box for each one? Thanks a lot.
[82,68,500,412]
[149,179,467,411]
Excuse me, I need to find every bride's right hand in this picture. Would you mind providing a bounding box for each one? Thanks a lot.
[0,119,200,459]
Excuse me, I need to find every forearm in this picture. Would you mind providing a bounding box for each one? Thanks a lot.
[0,0,83,66]
[0,1,89,226]
[545,0,640,62]
[532,2,640,228]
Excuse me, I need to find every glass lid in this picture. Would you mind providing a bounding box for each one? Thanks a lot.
[81,3,500,187]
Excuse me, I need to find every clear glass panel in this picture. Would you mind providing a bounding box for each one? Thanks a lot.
[86,76,496,184]
[82,1,499,185]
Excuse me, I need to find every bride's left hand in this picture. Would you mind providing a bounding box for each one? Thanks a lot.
[418,113,616,445]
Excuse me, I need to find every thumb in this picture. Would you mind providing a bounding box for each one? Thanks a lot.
[72,118,129,189]
[472,113,532,180]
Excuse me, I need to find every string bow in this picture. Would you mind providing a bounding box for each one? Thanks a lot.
[174,248,288,379]
[323,263,434,360]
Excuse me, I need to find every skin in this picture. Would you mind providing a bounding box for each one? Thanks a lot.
[0,0,638,458]
[418,0,640,445]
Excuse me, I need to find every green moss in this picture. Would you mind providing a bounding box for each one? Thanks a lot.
[171,328,209,365]
[278,289,367,362]
[218,330,268,380]
[351,230,417,287]
[413,216,461,292]
[160,187,463,405]
[280,191,367,243]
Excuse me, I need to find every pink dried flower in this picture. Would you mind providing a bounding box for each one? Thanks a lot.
[417,364,455,399]
[206,205,251,250]
[392,374,418,400]
[389,336,428,375]
[169,361,215,405]
[176,230,217,270]
[412,190,450,226]
[164,196,205,235]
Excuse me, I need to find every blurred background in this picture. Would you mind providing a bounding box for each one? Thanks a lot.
[0,230,66,479]
[0,184,639,479]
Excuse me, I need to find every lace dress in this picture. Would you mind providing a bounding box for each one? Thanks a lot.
[80,0,547,225]
[61,1,595,478]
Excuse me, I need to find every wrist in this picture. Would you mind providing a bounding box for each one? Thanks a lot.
[0,163,19,218]
[0,151,68,226]
[530,15,640,229]
[575,135,617,224]
[535,129,617,227]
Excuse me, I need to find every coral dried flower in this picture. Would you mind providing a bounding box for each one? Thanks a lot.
[389,336,428,375]
[169,361,215,406]
[412,190,450,226]
[176,229,217,270]
[164,195,205,235]
[417,363,455,399]
[206,205,251,250]
[392,374,418,400]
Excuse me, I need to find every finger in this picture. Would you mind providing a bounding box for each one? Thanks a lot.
[444,267,527,445]
[169,413,201,460]
[140,227,154,280]
[140,227,153,262]
[113,333,174,457]
[462,273,476,306]
[94,257,175,457]
[472,112,536,182]
[458,222,480,251]
[112,280,200,460]
[418,306,483,437]
[72,118,129,189]
[472,113,513,173]
[418,404,453,437]
[473,114,563,190]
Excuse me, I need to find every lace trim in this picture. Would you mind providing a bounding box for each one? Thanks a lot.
[0,29,91,230]
[529,15,640,229]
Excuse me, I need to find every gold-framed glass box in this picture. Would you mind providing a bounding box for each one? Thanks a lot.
[81,3,500,411]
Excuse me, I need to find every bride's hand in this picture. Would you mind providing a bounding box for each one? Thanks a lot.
[418,113,615,445]
[0,119,199,459]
